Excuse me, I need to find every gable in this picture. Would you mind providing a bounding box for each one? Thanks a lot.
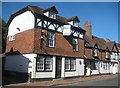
[112,44,118,52]
[8,10,35,36]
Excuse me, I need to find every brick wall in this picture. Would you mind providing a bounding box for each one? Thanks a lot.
[6,28,85,58]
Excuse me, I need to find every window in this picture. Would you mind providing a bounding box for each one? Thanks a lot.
[65,58,76,71]
[65,58,70,70]
[72,38,79,52]
[111,52,116,60]
[36,55,52,71]
[106,51,109,58]
[91,61,98,70]
[71,59,76,70]
[49,10,56,19]
[93,46,98,57]
[47,32,55,47]
[9,35,15,41]
[73,20,78,27]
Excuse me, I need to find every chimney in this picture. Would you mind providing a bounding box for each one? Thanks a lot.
[106,38,111,42]
[83,20,92,38]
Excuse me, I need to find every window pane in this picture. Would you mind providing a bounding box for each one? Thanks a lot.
[36,56,44,71]
[71,59,76,70]
[65,58,70,70]
[45,57,52,71]
[47,32,55,47]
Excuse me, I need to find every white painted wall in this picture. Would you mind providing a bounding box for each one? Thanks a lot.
[5,54,37,73]
[33,56,56,78]
[44,12,49,17]
[64,58,84,77]
[68,21,73,25]
[61,57,65,78]
[8,11,35,36]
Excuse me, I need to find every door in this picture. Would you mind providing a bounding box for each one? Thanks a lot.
[86,61,91,76]
[56,57,62,78]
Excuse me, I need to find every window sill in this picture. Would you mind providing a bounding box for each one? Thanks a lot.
[36,70,52,72]
[65,70,76,72]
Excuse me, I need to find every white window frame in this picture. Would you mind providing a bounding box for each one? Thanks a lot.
[73,20,78,27]
[65,58,70,71]
[65,58,76,71]
[71,59,76,70]
[93,46,98,57]
[47,32,55,48]
[106,51,109,58]
[9,35,15,42]
[49,10,56,19]
[72,38,79,52]
[36,55,53,72]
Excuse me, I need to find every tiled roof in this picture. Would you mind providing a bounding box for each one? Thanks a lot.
[84,35,96,47]
[92,36,107,50]
[66,16,80,22]
[43,5,58,14]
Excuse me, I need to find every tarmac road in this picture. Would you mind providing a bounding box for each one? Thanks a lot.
[59,77,120,86]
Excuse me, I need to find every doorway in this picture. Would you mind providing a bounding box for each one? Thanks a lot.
[56,56,62,78]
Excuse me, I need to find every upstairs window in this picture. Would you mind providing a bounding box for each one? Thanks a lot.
[72,38,79,52]
[47,31,55,48]
[73,20,78,27]
[49,10,56,19]
[93,46,98,57]
[9,35,15,42]
[106,51,109,58]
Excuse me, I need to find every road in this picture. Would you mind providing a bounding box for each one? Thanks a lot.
[54,75,119,87]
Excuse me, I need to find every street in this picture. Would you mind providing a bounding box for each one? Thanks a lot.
[55,75,119,87]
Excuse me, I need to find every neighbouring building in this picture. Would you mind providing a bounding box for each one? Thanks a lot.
[4,5,119,81]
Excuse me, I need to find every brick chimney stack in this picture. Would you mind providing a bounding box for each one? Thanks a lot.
[83,20,92,38]
[106,38,111,42]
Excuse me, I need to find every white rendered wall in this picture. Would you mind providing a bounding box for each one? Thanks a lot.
[8,11,35,36]
[5,54,37,73]
[64,58,84,77]
[34,56,56,78]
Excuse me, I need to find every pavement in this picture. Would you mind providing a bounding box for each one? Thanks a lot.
[2,74,118,87]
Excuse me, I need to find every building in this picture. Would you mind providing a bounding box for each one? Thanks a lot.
[5,5,119,81]
[5,5,86,80]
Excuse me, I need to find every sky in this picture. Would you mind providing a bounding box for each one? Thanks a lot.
[2,2,118,42]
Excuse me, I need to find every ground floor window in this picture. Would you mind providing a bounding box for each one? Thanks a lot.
[91,61,98,70]
[36,55,53,72]
[65,58,76,71]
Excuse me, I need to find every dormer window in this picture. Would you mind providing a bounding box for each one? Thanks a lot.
[93,46,98,57]
[73,20,78,27]
[106,51,109,58]
[43,6,58,19]
[49,10,56,19]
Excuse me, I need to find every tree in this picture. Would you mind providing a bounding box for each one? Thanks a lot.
[0,17,8,53]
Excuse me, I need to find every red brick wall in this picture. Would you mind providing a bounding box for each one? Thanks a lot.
[6,28,35,54]
[6,28,85,58]
[34,28,85,58]
[85,47,93,59]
